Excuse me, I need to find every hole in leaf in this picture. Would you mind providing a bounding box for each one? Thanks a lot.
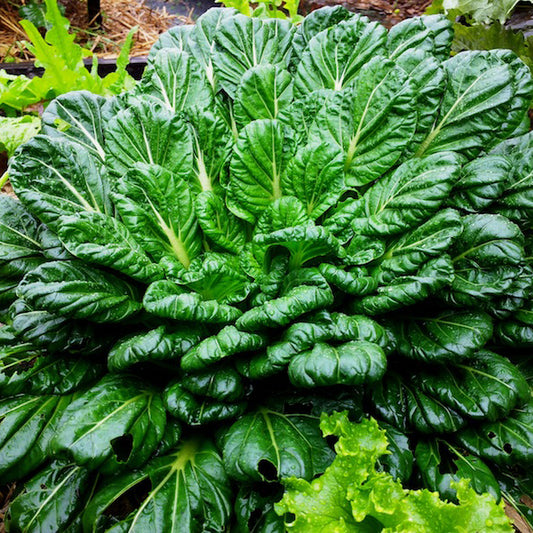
[284,512,296,525]
[487,431,496,439]
[104,477,152,520]
[503,443,513,454]
[258,460,278,481]
[325,434,339,451]
[248,508,263,529]
[111,434,133,463]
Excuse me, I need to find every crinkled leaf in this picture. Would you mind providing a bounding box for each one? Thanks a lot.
[108,325,203,372]
[9,136,111,230]
[143,280,242,324]
[181,326,267,371]
[213,15,293,97]
[447,155,510,213]
[228,119,291,223]
[352,256,455,315]
[415,50,533,158]
[0,394,71,483]
[387,14,453,61]
[113,163,202,267]
[41,90,106,160]
[351,152,462,236]
[417,350,529,421]
[395,310,493,363]
[104,99,193,178]
[288,340,386,388]
[311,58,417,187]
[164,383,245,425]
[293,16,387,95]
[234,64,293,126]
[377,209,463,279]
[57,211,163,283]
[282,142,345,220]
[5,461,92,533]
[457,401,533,467]
[415,440,501,503]
[139,49,213,113]
[195,191,246,254]
[17,260,142,323]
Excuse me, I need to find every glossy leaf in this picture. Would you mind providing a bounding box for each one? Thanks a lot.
[311,58,417,186]
[213,15,293,97]
[234,64,293,126]
[0,394,71,483]
[228,119,291,223]
[9,136,111,229]
[113,163,202,267]
[144,280,242,324]
[104,99,193,178]
[82,439,232,532]
[57,211,163,283]
[395,310,493,363]
[139,49,213,113]
[41,90,106,160]
[288,340,386,388]
[51,375,166,473]
[221,407,334,482]
[17,260,142,323]
[6,460,92,533]
[181,326,266,371]
[457,401,533,466]
[415,51,533,158]
[351,152,462,236]
[108,325,203,372]
[418,350,530,421]
[293,16,387,95]
[282,142,345,219]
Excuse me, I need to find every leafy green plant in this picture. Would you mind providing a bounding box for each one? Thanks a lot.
[440,0,531,24]
[427,0,533,75]
[277,412,512,531]
[0,0,136,113]
[216,0,302,22]
[1,7,532,531]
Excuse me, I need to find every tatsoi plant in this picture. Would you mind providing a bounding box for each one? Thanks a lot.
[0,7,532,531]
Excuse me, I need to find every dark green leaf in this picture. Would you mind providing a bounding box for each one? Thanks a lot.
[108,325,203,372]
[143,280,243,324]
[288,340,386,388]
[113,163,202,267]
[221,407,334,482]
[17,260,142,323]
[395,310,493,363]
[51,375,166,473]
[82,439,232,532]
[181,326,266,371]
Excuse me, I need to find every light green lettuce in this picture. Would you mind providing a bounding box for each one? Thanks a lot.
[276,412,513,533]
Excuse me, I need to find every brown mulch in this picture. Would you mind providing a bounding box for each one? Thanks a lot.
[0,0,191,62]
[0,483,16,533]
[302,0,432,27]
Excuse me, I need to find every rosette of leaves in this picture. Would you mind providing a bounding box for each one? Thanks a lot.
[1,7,532,531]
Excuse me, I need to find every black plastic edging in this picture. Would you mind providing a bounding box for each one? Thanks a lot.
[0,56,148,81]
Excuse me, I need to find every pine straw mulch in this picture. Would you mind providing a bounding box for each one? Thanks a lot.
[0,0,192,62]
